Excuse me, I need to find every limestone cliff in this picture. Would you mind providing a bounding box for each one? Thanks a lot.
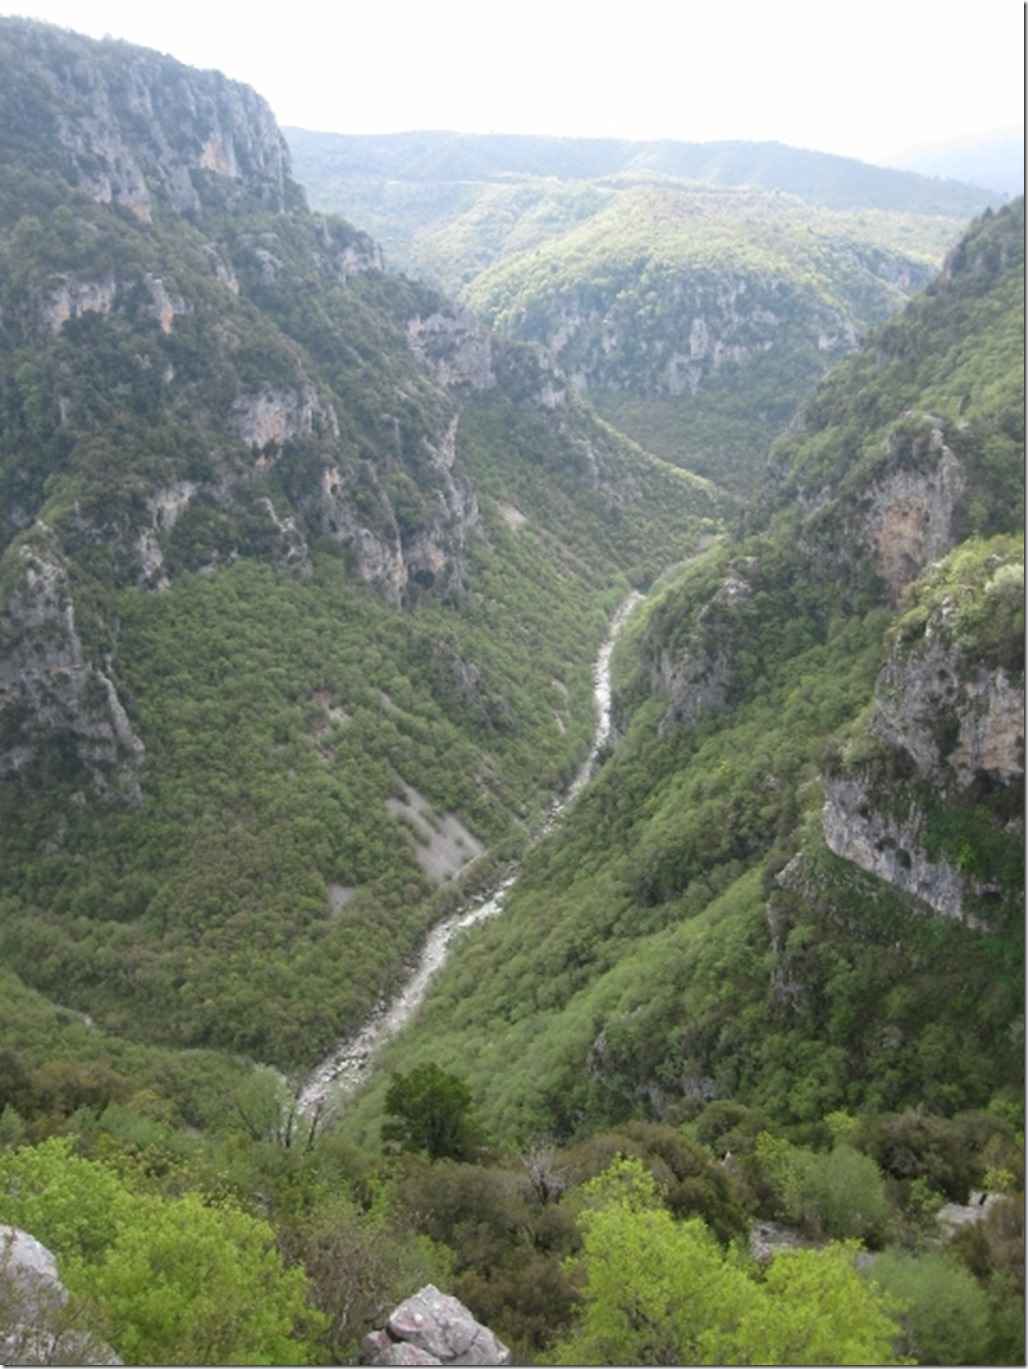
[1,19,295,220]
[0,527,144,803]
[822,541,1024,923]
[797,411,970,605]
[0,16,626,807]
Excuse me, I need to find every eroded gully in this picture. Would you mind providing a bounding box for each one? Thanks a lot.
[298,591,642,1117]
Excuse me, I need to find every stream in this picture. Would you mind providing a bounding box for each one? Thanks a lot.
[297,591,642,1117]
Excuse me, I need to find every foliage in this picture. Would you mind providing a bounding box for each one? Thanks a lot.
[0,1137,130,1273]
[382,1063,484,1162]
[553,1157,905,1365]
[278,1191,452,1363]
[82,1190,321,1365]
[864,1247,993,1366]
[754,1131,892,1244]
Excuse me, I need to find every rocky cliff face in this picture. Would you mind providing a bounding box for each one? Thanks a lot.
[532,270,858,402]
[2,20,295,220]
[651,568,751,736]
[822,545,1024,923]
[1,1225,121,1365]
[0,528,144,803]
[796,412,970,605]
[0,19,509,798]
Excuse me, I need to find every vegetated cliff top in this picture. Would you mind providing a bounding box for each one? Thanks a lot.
[0,16,302,219]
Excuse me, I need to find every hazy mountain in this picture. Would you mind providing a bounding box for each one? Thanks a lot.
[884,125,1024,197]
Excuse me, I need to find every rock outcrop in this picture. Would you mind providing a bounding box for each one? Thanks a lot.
[0,1226,121,1365]
[361,1285,511,1367]
[850,415,966,603]
[5,20,295,220]
[652,567,752,735]
[0,528,144,803]
[406,307,495,391]
[822,547,1024,923]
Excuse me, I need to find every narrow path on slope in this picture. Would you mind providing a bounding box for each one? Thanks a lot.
[298,590,642,1118]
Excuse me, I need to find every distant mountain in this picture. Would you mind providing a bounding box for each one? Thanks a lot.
[287,129,1003,219]
[287,129,997,493]
[883,126,1024,198]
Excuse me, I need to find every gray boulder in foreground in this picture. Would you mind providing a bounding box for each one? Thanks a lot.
[361,1284,511,1366]
[0,1225,122,1366]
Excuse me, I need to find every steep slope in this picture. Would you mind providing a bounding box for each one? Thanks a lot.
[0,19,723,1072]
[287,128,998,493]
[463,185,946,491]
[336,200,1023,1146]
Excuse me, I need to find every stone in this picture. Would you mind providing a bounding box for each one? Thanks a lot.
[361,1285,511,1367]
[0,1226,122,1366]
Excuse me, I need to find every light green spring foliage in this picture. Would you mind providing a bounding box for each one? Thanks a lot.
[554,1156,906,1366]
[0,1138,320,1365]
[82,1190,320,1366]
[0,1137,129,1275]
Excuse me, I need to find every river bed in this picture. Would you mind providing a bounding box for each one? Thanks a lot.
[298,591,641,1117]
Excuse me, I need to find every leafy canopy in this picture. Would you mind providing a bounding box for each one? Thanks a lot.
[383,1063,484,1161]
[555,1157,906,1366]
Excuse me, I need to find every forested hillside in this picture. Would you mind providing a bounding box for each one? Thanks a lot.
[0,19,1022,1369]
[0,16,721,1073]
[287,128,1002,492]
[339,195,1024,1136]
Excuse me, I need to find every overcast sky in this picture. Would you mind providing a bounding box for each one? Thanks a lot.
[2,1,1023,163]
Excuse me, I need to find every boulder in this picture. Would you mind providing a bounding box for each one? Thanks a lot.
[361,1285,511,1366]
[0,1226,122,1366]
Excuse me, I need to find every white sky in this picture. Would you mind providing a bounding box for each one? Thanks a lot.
[1,1,1023,164]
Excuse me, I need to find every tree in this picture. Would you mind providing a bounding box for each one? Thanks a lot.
[864,1247,992,1366]
[554,1157,904,1366]
[0,1137,130,1274]
[82,1190,321,1365]
[382,1064,483,1161]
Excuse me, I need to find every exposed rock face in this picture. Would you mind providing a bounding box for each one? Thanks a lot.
[854,417,966,602]
[0,529,144,803]
[7,21,295,219]
[653,568,752,735]
[407,307,495,391]
[230,384,340,451]
[822,777,975,921]
[518,269,860,402]
[304,415,478,606]
[822,556,1024,923]
[0,1225,122,1365]
[872,634,1023,788]
[361,1285,511,1367]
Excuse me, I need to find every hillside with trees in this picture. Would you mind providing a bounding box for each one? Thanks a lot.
[0,19,1022,1367]
[287,128,1003,492]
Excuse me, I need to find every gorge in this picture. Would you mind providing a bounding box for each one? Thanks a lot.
[0,16,1022,1367]
[299,591,643,1117]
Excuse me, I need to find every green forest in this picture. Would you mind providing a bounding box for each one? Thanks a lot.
[0,18,1022,1367]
